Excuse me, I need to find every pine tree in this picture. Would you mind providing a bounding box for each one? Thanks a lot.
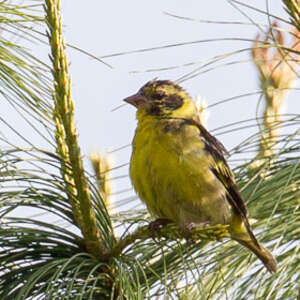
[0,1,299,299]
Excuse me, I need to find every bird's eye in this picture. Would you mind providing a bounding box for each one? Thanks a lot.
[152,91,165,100]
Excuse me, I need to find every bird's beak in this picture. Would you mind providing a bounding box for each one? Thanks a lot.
[123,93,148,108]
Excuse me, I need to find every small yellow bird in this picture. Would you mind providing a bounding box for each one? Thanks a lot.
[124,79,277,273]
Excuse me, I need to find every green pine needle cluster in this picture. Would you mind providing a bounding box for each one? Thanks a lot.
[283,0,300,30]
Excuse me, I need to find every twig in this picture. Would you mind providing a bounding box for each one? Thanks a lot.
[111,223,229,257]
[44,0,107,259]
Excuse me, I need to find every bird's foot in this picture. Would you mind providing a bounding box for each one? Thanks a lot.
[182,221,211,244]
[149,218,172,240]
[182,222,196,243]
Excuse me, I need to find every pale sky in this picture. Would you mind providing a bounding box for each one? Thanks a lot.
[1,1,299,212]
[62,1,299,209]
[62,1,297,151]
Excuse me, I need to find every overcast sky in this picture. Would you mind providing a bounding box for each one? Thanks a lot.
[61,1,298,207]
[61,1,297,151]
[2,1,299,212]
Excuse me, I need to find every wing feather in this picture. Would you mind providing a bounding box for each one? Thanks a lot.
[183,118,260,247]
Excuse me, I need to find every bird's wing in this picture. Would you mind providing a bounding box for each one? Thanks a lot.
[183,118,259,247]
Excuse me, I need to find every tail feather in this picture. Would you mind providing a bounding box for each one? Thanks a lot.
[234,238,277,273]
[230,216,277,273]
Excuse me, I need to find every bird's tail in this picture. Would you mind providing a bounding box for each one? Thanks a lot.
[233,236,277,273]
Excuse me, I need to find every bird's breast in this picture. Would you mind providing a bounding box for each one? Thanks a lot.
[130,120,232,225]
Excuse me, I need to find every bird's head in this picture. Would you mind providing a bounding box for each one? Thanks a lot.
[124,80,197,120]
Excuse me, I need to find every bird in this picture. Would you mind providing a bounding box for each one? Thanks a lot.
[124,79,277,273]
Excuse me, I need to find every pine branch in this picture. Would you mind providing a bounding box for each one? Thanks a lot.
[44,0,107,259]
[112,223,229,257]
[251,22,300,165]
[283,0,300,30]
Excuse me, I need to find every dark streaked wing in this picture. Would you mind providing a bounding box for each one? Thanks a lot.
[183,118,260,248]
